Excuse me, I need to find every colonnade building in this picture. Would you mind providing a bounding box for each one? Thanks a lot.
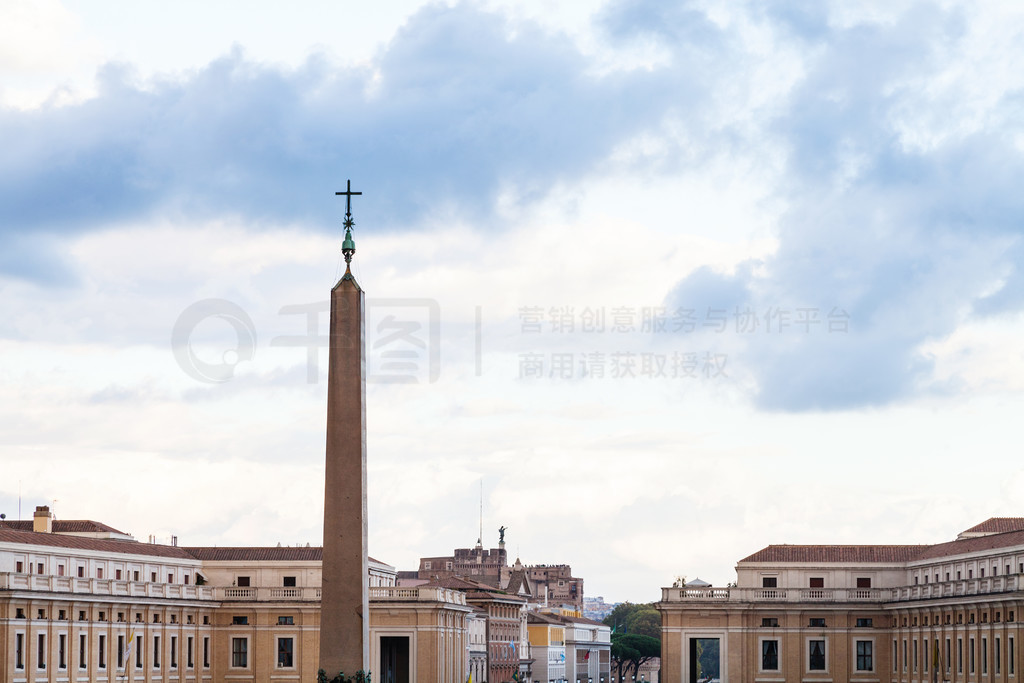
[1,506,470,683]
[657,517,1024,683]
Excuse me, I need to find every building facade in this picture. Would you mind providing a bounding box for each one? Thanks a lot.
[1,510,471,683]
[657,517,1024,682]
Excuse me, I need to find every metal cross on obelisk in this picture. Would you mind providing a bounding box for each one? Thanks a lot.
[321,179,370,678]
[336,180,362,268]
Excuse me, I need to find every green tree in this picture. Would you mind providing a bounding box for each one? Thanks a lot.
[610,633,660,682]
[603,602,660,636]
[625,607,661,639]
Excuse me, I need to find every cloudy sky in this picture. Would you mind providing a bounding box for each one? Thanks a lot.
[2,0,1024,603]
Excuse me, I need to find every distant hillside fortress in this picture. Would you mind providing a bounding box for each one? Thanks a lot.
[658,517,1024,683]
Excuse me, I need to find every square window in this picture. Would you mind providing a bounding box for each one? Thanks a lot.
[231,638,248,668]
[856,577,871,588]
[809,577,824,588]
[761,617,779,627]
[762,577,778,588]
[283,576,297,587]
[761,640,779,670]
[233,616,249,625]
[856,618,873,627]
[278,616,294,625]
[856,640,873,671]
[809,639,826,670]
[809,618,826,628]
[277,638,294,668]
[236,576,251,587]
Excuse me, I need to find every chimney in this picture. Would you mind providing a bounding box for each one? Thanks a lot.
[33,506,53,533]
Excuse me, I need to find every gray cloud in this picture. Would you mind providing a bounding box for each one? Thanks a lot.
[0,4,683,283]
[666,2,1024,411]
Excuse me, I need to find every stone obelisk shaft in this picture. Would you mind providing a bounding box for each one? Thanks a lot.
[319,273,369,676]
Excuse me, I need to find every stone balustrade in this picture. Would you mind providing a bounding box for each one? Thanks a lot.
[370,585,468,605]
[662,574,1023,604]
[0,572,215,600]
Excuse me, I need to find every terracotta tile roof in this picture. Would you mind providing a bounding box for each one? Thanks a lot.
[0,520,128,534]
[184,547,323,562]
[556,614,608,627]
[426,576,526,602]
[739,545,925,563]
[960,518,1024,535]
[184,547,389,566]
[914,529,1024,560]
[0,528,196,559]
[528,611,564,625]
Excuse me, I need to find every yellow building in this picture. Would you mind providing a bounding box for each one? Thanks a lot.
[1,507,470,683]
[657,518,1024,683]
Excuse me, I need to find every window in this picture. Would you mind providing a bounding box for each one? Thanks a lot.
[856,640,873,671]
[38,608,45,619]
[809,577,824,588]
[983,637,988,674]
[16,633,25,669]
[98,611,106,622]
[283,576,297,587]
[79,633,87,669]
[58,564,64,576]
[945,638,951,673]
[187,637,194,668]
[151,571,157,582]
[969,569,974,578]
[16,608,25,618]
[184,574,190,584]
[958,638,963,674]
[1010,637,1015,675]
[232,616,249,625]
[761,640,778,670]
[203,615,210,625]
[16,560,23,572]
[171,636,177,668]
[133,570,139,581]
[762,577,778,588]
[809,618,826,628]
[892,640,898,673]
[278,616,294,625]
[981,567,985,577]
[153,614,160,623]
[78,566,84,578]
[996,637,1001,675]
[97,567,103,579]
[856,577,871,588]
[168,573,173,583]
[913,639,918,672]
[59,609,66,620]
[38,633,46,669]
[278,637,294,668]
[170,614,177,624]
[59,634,66,669]
[236,576,251,587]
[98,634,106,669]
[116,569,122,580]
[135,613,142,623]
[970,637,975,674]
[809,639,826,670]
[153,635,160,668]
[856,617,872,627]
[903,639,908,672]
[118,635,125,668]
[231,638,248,668]
[761,617,778,627]
[203,637,210,668]
[37,562,44,574]
[136,635,143,668]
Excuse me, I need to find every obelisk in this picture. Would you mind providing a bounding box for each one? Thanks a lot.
[320,180,369,677]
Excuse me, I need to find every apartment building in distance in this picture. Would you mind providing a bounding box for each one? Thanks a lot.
[657,517,1024,682]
